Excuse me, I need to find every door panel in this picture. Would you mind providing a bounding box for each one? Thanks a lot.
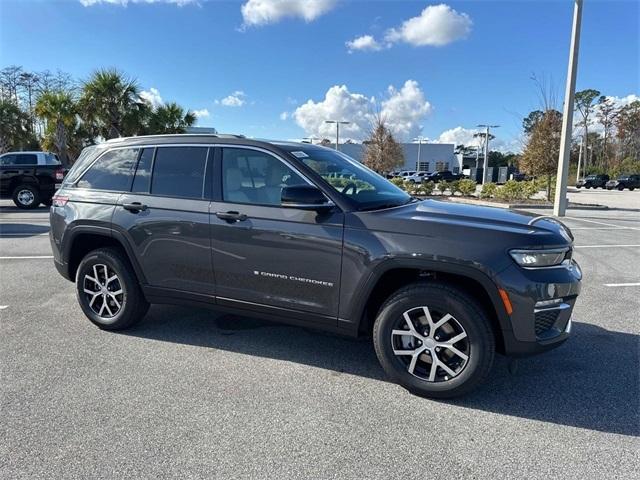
[210,201,344,319]
[113,194,213,294]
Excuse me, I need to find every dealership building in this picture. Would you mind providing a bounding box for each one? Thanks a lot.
[332,142,463,173]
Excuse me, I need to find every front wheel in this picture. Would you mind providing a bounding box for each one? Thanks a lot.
[75,247,149,330]
[618,185,625,191]
[373,283,495,398]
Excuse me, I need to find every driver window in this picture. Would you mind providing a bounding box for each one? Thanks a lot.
[222,148,307,206]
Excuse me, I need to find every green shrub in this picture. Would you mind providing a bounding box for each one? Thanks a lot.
[437,181,449,195]
[480,182,497,198]
[449,180,461,195]
[520,180,539,199]
[458,179,477,196]
[496,180,523,202]
[390,177,405,189]
[421,181,435,196]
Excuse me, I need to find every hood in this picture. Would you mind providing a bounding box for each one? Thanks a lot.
[348,199,573,248]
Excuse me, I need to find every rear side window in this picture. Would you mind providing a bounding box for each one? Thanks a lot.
[131,148,154,193]
[151,147,208,199]
[77,148,138,191]
[64,146,100,184]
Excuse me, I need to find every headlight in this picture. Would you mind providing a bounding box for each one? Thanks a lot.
[509,248,570,268]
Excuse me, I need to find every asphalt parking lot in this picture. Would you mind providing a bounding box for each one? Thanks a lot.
[1,198,638,479]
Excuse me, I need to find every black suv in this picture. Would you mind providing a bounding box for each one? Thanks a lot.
[606,174,640,191]
[576,174,609,189]
[50,135,581,398]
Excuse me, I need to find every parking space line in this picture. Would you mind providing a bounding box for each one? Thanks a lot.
[0,255,54,259]
[604,283,640,287]
[570,227,636,230]
[0,233,49,237]
[565,217,640,230]
[574,245,640,249]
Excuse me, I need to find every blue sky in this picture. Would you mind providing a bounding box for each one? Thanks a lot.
[1,0,638,151]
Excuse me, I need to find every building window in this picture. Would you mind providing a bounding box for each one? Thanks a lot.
[415,161,430,172]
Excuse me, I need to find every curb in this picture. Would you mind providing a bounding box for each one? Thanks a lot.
[441,197,609,210]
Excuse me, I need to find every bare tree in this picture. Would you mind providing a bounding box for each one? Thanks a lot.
[574,89,601,171]
[595,96,618,169]
[362,114,404,173]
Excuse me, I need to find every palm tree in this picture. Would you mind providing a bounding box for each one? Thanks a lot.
[147,102,196,134]
[0,100,31,154]
[35,90,77,165]
[80,69,144,139]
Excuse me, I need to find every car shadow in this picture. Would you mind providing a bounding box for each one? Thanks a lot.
[0,204,50,213]
[123,305,638,437]
[0,223,50,237]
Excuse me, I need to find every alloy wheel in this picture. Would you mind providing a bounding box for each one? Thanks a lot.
[391,306,470,382]
[17,189,35,206]
[83,264,124,318]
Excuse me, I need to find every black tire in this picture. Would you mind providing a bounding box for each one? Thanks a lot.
[12,184,40,209]
[585,185,591,189]
[617,185,624,191]
[373,282,495,398]
[576,185,582,189]
[75,247,149,330]
[630,187,635,191]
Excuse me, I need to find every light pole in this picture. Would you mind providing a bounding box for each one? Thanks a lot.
[413,136,426,171]
[325,120,350,151]
[554,0,583,217]
[477,124,499,184]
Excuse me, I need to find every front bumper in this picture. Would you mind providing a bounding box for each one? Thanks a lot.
[496,260,581,357]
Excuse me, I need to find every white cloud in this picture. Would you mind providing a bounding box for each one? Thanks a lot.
[380,80,432,139]
[279,111,290,120]
[80,0,198,6]
[192,108,210,118]
[437,126,481,147]
[216,91,247,107]
[346,35,382,53]
[292,80,431,142]
[385,4,472,47]
[241,0,336,27]
[436,126,520,153]
[139,87,164,108]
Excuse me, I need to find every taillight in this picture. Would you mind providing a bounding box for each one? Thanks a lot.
[52,195,69,207]
[55,168,65,181]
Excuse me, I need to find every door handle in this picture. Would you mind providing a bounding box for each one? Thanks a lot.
[123,202,148,212]
[216,211,247,223]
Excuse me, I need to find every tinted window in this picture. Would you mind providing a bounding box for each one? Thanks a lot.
[64,146,100,184]
[132,148,154,193]
[0,155,16,165]
[77,148,138,191]
[151,147,208,199]
[222,148,306,206]
[14,154,38,165]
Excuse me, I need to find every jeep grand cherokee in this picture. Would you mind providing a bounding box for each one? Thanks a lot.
[50,134,581,398]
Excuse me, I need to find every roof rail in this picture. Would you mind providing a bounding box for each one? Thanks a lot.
[105,133,246,143]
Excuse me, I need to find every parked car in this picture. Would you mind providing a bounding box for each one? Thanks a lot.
[605,174,640,191]
[396,170,416,179]
[426,170,463,182]
[0,151,66,208]
[407,172,431,183]
[50,135,581,398]
[576,174,609,189]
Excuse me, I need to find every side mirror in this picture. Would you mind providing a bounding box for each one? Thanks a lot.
[281,185,334,210]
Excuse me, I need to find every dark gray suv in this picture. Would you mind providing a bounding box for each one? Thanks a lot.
[50,134,582,398]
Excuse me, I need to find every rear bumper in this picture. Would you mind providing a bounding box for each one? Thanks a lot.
[496,260,581,357]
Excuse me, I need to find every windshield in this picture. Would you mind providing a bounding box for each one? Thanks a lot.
[282,145,411,210]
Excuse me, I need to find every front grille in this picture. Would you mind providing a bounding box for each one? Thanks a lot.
[534,309,560,336]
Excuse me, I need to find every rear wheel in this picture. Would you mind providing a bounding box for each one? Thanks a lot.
[75,247,149,330]
[630,187,635,191]
[618,185,625,191]
[373,282,495,398]
[12,184,40,209]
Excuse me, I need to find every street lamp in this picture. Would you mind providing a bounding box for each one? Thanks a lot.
[325,120,350,151]
[477,124,499,184]
[413,136,427,171]
[554,0,583,217]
